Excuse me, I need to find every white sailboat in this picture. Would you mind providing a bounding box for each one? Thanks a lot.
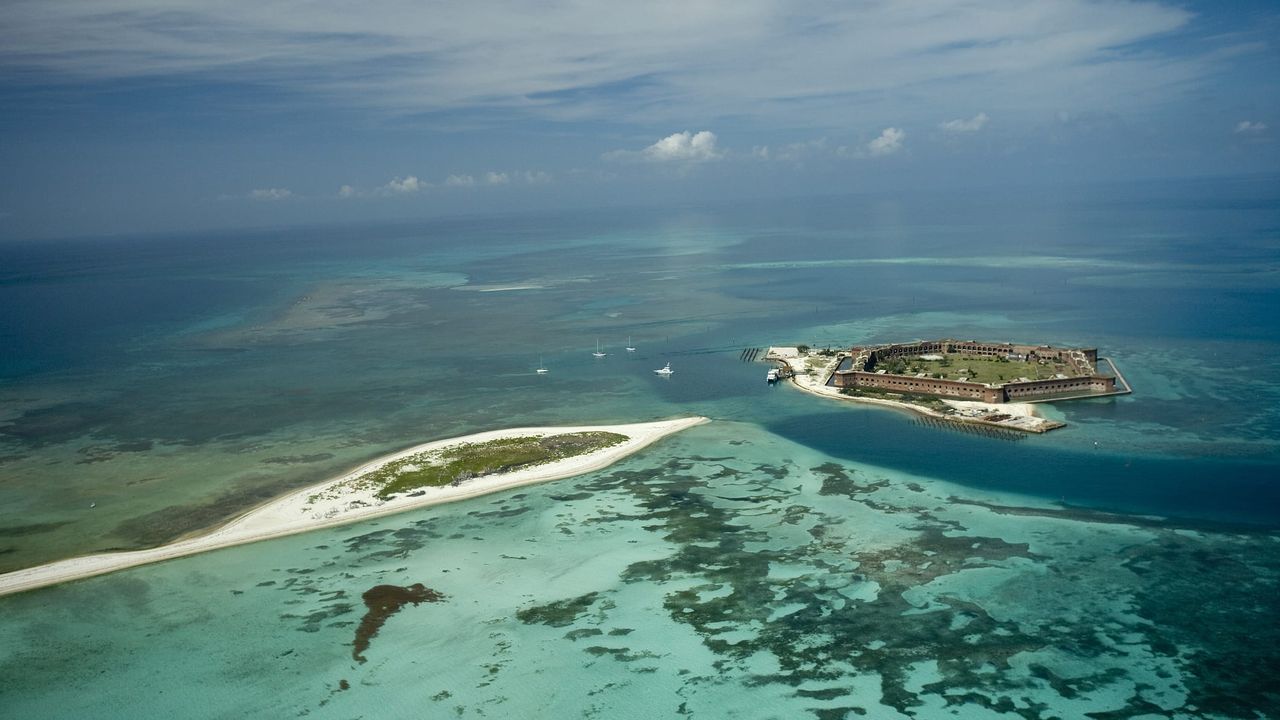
[593,339,607,358]
[654,362,673,376]
[626,336,636,352]
[536,356,548,374]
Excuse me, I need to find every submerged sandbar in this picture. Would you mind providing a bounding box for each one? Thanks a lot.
[0,416,708,597]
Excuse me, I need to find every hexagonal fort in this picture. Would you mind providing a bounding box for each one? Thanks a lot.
[832,339,1122,403]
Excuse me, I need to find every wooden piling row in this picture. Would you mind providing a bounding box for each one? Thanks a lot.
[913,415,1027,441]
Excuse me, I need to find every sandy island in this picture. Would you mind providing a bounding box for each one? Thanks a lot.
[0,416,708,597]
[766,347,1062,433]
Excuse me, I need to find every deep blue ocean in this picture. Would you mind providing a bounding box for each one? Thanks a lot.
[1,177,1277,718]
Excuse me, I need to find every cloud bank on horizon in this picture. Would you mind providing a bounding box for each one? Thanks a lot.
[0,0,1211,122]
[0,0,1276,237]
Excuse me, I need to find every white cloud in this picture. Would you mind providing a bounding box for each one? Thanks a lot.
[339,171,547,197]
[455,170,551,186]
[867,127,906,157]
[1235,120,1268,134]
[383,175,425,194]
[249,187,292,201]
[751,138,831,162]
[644,131,722,162]
[939,112,990,133]
[606,130,723,163]
[775,138,828,162]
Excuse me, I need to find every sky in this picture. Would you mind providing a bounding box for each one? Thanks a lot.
[0,0,1278,239]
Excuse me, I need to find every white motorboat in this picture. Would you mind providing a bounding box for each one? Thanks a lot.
[654,362,673,376]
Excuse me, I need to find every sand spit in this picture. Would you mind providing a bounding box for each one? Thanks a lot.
[0,417,708,597]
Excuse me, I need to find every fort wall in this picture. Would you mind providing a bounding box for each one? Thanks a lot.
[833,338,1117,403]
[832,371,1003,402]
[1002,375,1115,399]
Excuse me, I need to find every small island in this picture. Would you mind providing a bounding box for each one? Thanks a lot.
[768,339,1130,433]
[0,417,707,597]
[313,431,630,503]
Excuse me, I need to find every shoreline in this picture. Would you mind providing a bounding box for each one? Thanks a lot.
[0,416,708,598]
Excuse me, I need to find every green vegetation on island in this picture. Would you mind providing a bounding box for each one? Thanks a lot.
[878,354,1081,385]
[370,431,628,499]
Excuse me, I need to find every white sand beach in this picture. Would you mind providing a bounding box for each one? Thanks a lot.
[0,416,708,597]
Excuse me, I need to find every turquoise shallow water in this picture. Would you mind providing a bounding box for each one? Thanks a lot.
[1,178,1278,717]
[2,422,1274,718]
